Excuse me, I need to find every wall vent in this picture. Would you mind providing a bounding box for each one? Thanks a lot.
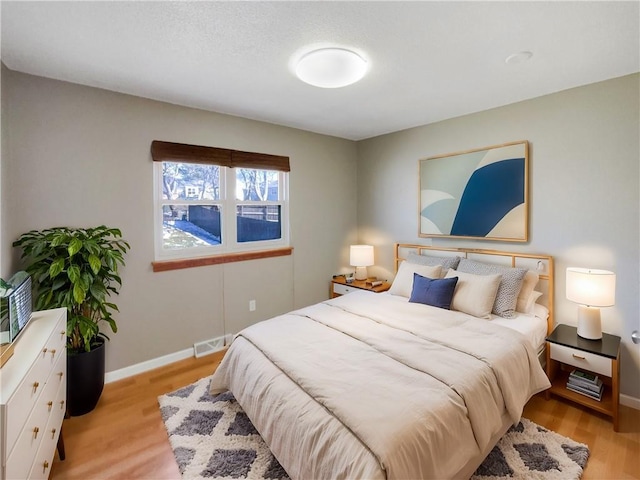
[193,335,226,358]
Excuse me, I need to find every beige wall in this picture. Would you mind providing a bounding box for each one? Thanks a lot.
[357,74,640,399]
[0,67,359,371]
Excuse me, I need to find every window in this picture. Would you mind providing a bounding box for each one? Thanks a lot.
[152,141,289,262]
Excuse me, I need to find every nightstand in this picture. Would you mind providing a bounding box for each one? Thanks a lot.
[330,276,391,298]
[545,324,621,431]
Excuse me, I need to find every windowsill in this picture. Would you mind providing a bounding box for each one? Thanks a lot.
[151,246,293,272]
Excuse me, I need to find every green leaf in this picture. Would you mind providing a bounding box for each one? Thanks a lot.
[68,237,83,257]
[50,232,69,247]
[81,272,93,291]
[73,282,86,304]
[32,242,44,259]
[89,281,107,300]
[88,254,101,275]
[49,257,65,278]
[84,240,99,255]
[105,317,117,333]
[67,264,81,284]
[103,302,119,311]
[38,271,50,284]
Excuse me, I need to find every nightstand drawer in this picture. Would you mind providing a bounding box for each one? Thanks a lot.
[332,283,359,296]
[549,343,611,377]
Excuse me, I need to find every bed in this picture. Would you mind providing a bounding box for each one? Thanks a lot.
[209,245,554,479]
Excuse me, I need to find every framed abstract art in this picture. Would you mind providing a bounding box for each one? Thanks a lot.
[418,140,529,242]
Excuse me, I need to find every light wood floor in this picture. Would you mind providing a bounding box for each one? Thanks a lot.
[51,352,640,480]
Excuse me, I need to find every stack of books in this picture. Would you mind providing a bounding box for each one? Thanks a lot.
[566,369,604,401]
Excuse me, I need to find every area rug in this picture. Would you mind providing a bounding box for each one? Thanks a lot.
[159,377,589,480]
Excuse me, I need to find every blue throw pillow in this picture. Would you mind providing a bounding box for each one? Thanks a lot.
[409,273,459,310]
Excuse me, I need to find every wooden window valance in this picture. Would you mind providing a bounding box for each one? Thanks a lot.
[150,140,290,172]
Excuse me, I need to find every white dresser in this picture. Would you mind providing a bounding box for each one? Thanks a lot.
[0,308,67,479]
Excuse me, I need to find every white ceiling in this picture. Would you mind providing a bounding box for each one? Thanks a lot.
[2,1,639,141]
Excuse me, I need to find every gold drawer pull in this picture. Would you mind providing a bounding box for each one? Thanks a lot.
[572,353,586,360]
[47,401,53,411]
[33,382,40,393]
[60,400,65,410]
[49,349,57,357]
[42,348,48,354]
[43,461,49,474]
[58,371,64,379]
[51,428,57,439]
[33,426,40,439]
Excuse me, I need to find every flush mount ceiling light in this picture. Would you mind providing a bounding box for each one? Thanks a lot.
[295,47,368,88]
[505,51,533,65]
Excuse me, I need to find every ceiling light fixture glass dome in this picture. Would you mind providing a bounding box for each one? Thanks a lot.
[295,47,368,88]
[505,51,533,64]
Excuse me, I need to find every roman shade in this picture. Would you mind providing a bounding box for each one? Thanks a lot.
[150,140,290,172]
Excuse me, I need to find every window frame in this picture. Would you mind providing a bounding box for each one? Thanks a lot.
[151,141,290,264]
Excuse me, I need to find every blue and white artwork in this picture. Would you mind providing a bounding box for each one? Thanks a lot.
[419,141,528,241]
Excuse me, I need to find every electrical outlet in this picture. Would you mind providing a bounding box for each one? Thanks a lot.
[249,300,256,312]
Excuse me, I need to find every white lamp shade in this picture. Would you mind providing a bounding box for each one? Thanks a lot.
[350,245,374,267]
[295,48,368,88]
[566,267,616,307]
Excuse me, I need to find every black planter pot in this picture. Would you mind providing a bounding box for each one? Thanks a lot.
[67,338,106,416]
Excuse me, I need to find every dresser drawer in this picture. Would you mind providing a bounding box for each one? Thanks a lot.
[549,343,611,377]
[38,349,66,426]
[5,397,50,480]
[28,379,66,480]
[5,315,66,459]
[333,283,360,296]
[5,348,66,478]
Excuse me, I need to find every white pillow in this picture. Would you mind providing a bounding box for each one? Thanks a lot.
[516,270,540,313]
[444,269,501,319]
[456,258,527,318]
[389,262,442,298]
[532,302,549,321]
[525,291,543,314]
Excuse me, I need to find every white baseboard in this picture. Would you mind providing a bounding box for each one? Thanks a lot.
[104,334,234,384]
[105,347,194,384]
[621,393,640,411]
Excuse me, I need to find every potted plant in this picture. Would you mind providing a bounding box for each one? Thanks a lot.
[13,225,130,415]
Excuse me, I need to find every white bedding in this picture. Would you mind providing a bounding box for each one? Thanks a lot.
[210,290,550,479]
[489,306,548,353]
[379,291,549,354]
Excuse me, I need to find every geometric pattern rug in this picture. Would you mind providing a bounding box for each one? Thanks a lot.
[159,376,589,480]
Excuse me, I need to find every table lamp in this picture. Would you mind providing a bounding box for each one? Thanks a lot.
[350,245,374,281]
[566,267,616,340]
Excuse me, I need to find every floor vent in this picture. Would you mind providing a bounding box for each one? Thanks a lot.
[194,336,226,358]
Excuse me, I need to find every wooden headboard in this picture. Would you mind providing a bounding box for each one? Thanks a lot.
[394,244,555,333]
